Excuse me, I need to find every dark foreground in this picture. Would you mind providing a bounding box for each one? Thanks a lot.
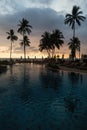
[0,64,87,130]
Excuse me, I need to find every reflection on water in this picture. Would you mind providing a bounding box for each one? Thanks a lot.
[40,68,62,90]
[0,64,87,130]
[68,72,83,85]
[64,96,80,113]
[18,64,31,103]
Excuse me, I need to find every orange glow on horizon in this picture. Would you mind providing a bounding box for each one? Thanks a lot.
[0,41,87,59]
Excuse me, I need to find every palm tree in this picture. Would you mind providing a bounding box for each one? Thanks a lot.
[51,29,64,57]
[65,5,86,38]
[68,37,80,60]
[7,29,18,60]
[18,18,32,59]
[39,30,64,58]
[39,32,52,58]
[20,35,30,59]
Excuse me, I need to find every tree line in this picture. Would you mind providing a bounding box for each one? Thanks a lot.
[7,18,32,60]
[7,5,86,61]
[39,5,86,60]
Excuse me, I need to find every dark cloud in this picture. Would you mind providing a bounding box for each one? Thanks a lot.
[0,8,66,36]
[0,7,86,52]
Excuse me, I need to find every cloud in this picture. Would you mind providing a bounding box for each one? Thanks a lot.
[50,0,87,15]
[0,1,86,39]
[0,7,86,38]
[0,0,87,16]
[0,0,54,15]
[0,7,86,56]
[0,8,65,35]
[29,0,53,4]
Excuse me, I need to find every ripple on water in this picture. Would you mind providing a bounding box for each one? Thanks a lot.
[0,64,87,130]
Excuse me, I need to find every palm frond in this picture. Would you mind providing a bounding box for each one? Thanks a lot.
[65,5,85,29]
[17,18,32,35]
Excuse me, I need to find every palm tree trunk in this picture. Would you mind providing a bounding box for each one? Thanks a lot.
[24,45,26,60]
[10,41,12,60]
[47,50,50,58]
[79,49,80,59]
[73,22,75,61]
[73,22,75,38]
[75,51,76,60]
[52,48,55,58]
[23,32,26,60]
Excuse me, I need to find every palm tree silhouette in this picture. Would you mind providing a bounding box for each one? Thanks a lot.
[68,37,80,60]
[51,29,64,57]
[39,31,52,58]
[65,5,86,38]
[7,29,18,60]
[20,36,30,59]
[18,18,32,59]
[39,30,64,58]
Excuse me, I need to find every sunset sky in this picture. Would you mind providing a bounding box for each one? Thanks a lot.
[0,0,87,58]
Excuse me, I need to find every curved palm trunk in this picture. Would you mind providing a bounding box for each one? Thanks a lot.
[52,48,55,58]
[24,45,26,60]
[23,32,26,60]
[73,22,75,38]
[75,50,76,60]
[47,49,51,58]
[72,22,75,60]
[71,49,75,61]
[79,49,80,59]
[10,41,12,60]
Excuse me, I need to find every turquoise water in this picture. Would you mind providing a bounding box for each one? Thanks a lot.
[0,64,87,130]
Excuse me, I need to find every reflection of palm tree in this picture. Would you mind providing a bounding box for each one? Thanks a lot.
[65,72,81,113]
[9,65,18,85]
[7,29,18,60]
[0,65,7,75]
[65,5,86,38]
[69,72,83,84]
[68,37,80,59]
[18,18,32,59]
[40,69,62,90]
[68,72,80,86]
[64,96,80,113]
[20,35,30,60]
[19,64,31,102]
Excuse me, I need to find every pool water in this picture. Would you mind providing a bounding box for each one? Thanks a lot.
[0,64,87,130]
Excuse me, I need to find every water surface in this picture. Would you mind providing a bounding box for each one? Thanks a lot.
[0,64,87,130]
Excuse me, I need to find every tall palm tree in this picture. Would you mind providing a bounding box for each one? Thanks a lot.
[18,18,32,59]
[51,29,64,57]
[68,37,80,60]
[7,29,18,60]
[39,32,52,58]
[65,5,86,38]
[20,35,30,59]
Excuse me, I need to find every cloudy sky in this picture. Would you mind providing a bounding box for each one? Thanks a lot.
[0,0,87,58]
